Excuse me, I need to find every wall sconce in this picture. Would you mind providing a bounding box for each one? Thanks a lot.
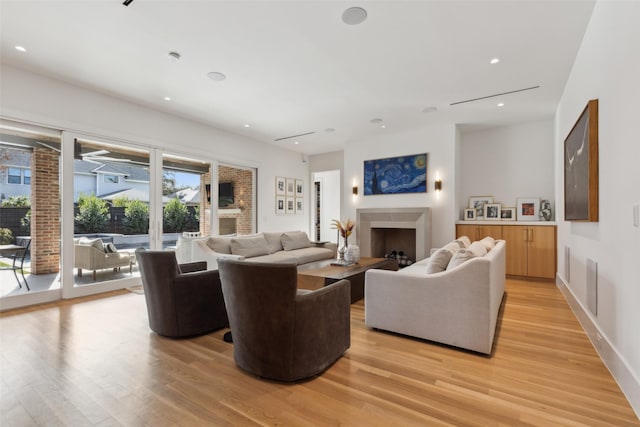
[352,185,358,195]
[205,184,211,203]
[434,179,442,191]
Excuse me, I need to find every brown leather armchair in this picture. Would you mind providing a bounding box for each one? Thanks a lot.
[136,249,228,338]
[218,259,351,381]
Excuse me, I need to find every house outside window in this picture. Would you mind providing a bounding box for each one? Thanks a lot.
[7,167,22,184]
[103,174,119,184]
[24,169,31,185]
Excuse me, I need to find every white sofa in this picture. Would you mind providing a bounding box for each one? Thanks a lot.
[364,238,505,354]
[187,231,337,270]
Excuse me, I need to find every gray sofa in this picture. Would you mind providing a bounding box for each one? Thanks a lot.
[189,231,337,270]
[365,238,505,355]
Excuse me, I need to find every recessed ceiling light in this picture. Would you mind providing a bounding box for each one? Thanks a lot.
[370,118,383,124]
[168,51,181,61]
[207,72,226,81]
[15,46,26,52]
[243,124,250,128]
[381,124,387,129]
[324,128,336,133]
[294,141,300,145]
[342,7,367,25]
[422,106,438,114]
[497,102,504,107]
[490,58,500,64]
[164,96,171,101]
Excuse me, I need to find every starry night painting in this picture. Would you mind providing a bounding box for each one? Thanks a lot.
[364,153,427,195]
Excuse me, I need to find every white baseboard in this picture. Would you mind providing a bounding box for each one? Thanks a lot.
[556,274,640,419]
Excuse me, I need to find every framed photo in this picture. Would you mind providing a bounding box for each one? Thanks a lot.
[364,153,427,195]
[469,196,494,219]
[286,178,295,196]
[484,203,501,220]
[276,176,286,196]
[464,208,476,221]
[295,198,304,214]
[501,207,516,221]
[275,195,285,215]
[295,179,304,197]
[286,197,295,214]
[564,99,598,221]
[517,198,540,221]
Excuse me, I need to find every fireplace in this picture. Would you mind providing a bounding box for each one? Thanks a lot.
[357,208,432,262]
[219,218,237,235]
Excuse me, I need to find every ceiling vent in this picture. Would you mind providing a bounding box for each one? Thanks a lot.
[274,131,315,142]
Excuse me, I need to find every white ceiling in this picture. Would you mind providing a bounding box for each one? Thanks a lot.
[0,1,595,155]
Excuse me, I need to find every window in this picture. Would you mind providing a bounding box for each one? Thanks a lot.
[103,174,119,183]
[8,168,21,184]
[24,169,31,185]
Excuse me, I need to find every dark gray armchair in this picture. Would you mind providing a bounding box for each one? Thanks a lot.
[136,249,228,338]
[218,259,351,381]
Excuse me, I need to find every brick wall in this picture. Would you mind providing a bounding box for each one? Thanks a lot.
[200,171,211,236]
[219,166,253,235]
[31,147,60,274]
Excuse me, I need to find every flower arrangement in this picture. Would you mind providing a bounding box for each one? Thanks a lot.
[331,219,355,246]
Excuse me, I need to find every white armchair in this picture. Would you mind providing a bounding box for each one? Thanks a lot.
[74,238,133,280]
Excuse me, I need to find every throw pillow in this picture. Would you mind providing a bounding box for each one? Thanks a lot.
[426,248,455,273]
[447,241,488,270]
[281,231,311,251]
[230,235,270,257]
[479,236,495,251]
[263,232,284,254]
[206,236,234,254]
[454,235,471,248]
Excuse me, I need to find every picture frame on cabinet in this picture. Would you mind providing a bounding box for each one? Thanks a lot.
[501,207,516,221]
[464,208,476,220]
[516,198,540,221]
[276,195,286,215]
[276,176,286,196]
[484,203,501,220]
[469,196,494,219]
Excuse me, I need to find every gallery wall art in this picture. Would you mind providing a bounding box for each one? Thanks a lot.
[363,153,427,195]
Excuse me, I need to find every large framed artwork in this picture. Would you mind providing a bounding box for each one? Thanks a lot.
[363,153,427,195]
[564,99,598,221]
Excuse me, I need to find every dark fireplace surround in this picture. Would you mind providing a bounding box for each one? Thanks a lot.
[356,207,432,262]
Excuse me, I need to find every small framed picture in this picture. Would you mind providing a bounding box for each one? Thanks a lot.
[295,179,304,197]
[295,197,304,214]
[484,203,501,220]
[276,195,286,215]
[469,196,494,219]
[286,178,295,196]
[276,177,286,196]
[517,198,540,221]
[286,197,295,214]
[464,208,476,220]
[501,207,516,221]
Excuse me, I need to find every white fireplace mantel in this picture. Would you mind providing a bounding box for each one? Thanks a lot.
[356,207,432,261]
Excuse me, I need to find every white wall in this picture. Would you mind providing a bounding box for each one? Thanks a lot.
[460,119,555,219]
[555,1,640,415]
[344,123,457,250]
[0,65,309,234]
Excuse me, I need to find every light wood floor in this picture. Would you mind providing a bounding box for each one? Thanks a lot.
[1,278,638,426]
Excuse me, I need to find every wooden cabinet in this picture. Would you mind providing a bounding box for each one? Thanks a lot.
[500,225,557,279]
[456,224,502,241]
[456,223,557,280]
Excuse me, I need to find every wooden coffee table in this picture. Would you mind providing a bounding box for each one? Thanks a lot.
[297,257,398,303]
